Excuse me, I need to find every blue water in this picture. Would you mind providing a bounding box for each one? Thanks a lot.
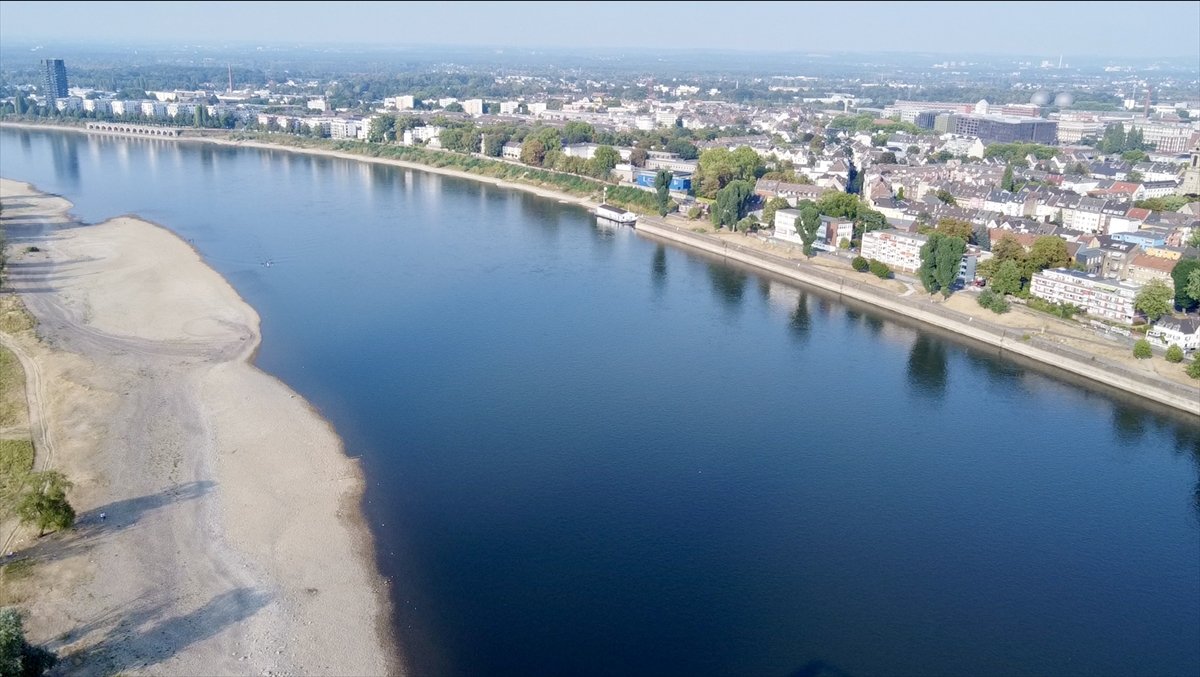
[3,129,1199,677]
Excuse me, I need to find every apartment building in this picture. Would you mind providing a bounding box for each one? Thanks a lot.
[1030,268,1140,324]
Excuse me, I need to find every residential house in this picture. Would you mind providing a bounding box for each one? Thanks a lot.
[1147,317,1200,352]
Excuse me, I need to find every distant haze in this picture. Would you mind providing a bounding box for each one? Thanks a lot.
[1,0,1198,59]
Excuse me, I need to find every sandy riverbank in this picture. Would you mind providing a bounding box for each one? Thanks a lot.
[0,179,398,675]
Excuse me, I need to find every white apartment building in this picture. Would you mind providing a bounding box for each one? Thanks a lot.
[499,101,520,115]
[140,101,168,118]
[166,102,199,118]
[1129,122,1194,154]
[860,230,925,273]
[307,98,330,112]
[82,98,111,115]
[462,99,484,116]
[329,118,363,140]
[402,125,444,146]
[384,95,415,110]
[861,230,978,280]
[528,102,547,116]
[1030,268,1140,324]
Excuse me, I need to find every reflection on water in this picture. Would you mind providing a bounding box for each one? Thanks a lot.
[789,293,811,343]
[651,245,667,290]
[907,334,948,399]
[707,263,746,311]
[1111,405,1147,444]
[50,135,80,186]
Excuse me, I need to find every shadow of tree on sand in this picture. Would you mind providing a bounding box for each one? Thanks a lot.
[13,481,215,566]
[55,587,271,676]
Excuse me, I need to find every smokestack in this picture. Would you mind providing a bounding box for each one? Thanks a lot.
[228,64,233,94]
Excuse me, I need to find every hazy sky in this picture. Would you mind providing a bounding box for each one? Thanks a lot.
[2,0,1198,58]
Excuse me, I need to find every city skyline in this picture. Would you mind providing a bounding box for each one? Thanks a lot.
[1,0,1199,59]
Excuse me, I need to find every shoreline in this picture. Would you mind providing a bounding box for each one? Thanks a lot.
[0,179,399,675]
[2,120,1196,416]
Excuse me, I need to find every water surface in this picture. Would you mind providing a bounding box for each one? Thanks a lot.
[3,129,1198,677]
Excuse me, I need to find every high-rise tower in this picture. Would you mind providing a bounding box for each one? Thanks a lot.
[40,59,68,101]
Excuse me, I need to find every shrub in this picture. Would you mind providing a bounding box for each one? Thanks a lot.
[838,238,851,250]
[977,289,1010,314]
[851,256,869,272]
[686,206,701,220]
[1187,359,1200,379]
[868,259,891,279]
[1165,344,1184,363]
[1132,339,1152,359]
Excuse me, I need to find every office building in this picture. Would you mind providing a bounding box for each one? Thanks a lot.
[41,58,68,101]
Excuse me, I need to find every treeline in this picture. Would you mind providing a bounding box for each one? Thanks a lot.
[233,132,662,213]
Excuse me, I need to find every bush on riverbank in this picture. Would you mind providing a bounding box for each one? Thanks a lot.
[1132,339,1152,359]
[1187,359,1200,379]
[851,256,869,272]
[1027,297,1080,320]
[977,289,1010,314]
[868,259,891,279]
[1165,344,1184,363]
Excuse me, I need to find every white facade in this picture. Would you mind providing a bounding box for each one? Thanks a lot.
[1147,317,1200,352]
[528,102,547,116]
[860,229,925,273]
[499,101,519,115]
[402,125,444,146]
[166,102,199,118]
[307,98,330,112]
[1030,268,1140,324]
[140,101,168,118]
[462,99,484,116]
[773,209,803,244]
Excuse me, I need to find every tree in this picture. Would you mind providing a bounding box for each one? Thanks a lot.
[761,197,791,228]
[367,114,396,143]
[1172,258,1200,311]
[896,186,905,200]
[919,232,966,297]
[935,188,956,205]
[1132,339,1152,359]
[852,256,870,272]
[563,121,594,144]
[654,169,673,216]
[878,151,897,165]
[855,208,887,243]
[1025,236,1071,281]
[1002,164,1015,192]
[629,147,648,168]
[0,608,58,677]
[1165,345,1184,363]
[798,201,821,256]
[992,259,1023,296]
[814,191,860,220]
[711,180,754,227]
[935,217,974,242]
[869,259,891,279]
[520,138,546,166]
[16,471,74,537]
[1134,278,1174,322]
[593,145,620,176]
[444,102,464,113]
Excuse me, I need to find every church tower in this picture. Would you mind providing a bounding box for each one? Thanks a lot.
[1179,144,1200,197]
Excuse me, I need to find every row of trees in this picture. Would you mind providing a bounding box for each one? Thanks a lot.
[1098,122,1153,155]
[975,234,1071,296]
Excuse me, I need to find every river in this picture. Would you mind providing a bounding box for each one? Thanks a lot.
[2,128,1198,677]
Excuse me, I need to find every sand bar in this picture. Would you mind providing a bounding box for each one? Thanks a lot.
[0,178,398,675]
